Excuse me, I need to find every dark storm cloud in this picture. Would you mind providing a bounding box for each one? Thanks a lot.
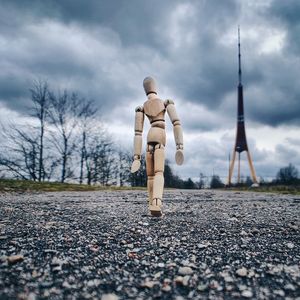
[162,0,242,108]
[0,74,29,111]
[0,0,181,48]
[269,0,300,55]
[0,0,300,129]
[245,51,300,126]
[237,0,300,127]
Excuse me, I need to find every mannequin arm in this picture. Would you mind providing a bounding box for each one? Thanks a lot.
[131,106,144,173]
[165,99,184,165]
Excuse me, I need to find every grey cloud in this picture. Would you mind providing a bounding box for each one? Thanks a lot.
[285,137,300,147]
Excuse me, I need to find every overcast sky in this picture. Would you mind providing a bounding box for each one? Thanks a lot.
[1,0,300,182]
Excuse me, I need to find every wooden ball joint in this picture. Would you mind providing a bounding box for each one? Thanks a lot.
[131,77,184,216]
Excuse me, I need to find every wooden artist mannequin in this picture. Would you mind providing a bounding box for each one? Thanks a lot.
[131,77,184,216]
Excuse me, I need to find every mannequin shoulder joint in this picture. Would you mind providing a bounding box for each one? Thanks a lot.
[164,99,174,107]
[135,106,144,113]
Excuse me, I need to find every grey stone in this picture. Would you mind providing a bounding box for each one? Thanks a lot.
[178,266,193,275]
[236,267,248,277]
[241,290,253,298]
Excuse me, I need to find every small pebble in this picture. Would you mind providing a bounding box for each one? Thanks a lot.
[236,267,248,277]
[241,290,253,298]
[7,255,24,264]
[162,285,171,292]
[178,266,193,275]
[101,294,119,300]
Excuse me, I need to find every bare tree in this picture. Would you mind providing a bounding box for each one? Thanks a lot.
[48,90,79,183]
[276,163,299,185]
[29,79,50,181]
[198,172,205,189]
[129,155,147,187]
[99,141,115,186]
[117,149,131,186]
[0,79,56,181]
[0,124,39,180]
[84,131,116,186]
[77,99,98,184]
[210,174,224,189]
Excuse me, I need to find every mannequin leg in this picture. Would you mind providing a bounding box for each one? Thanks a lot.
[146,145,154,204]
[149,144,165,216]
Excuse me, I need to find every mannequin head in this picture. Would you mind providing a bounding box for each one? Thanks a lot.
[143,76,157,95]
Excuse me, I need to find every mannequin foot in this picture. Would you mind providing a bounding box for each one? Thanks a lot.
[149,198,162,217]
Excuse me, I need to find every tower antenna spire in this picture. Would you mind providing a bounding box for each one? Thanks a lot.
[227,26,258,186]
[238,26,242,85]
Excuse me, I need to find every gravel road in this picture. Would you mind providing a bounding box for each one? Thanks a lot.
[0,190,299,299]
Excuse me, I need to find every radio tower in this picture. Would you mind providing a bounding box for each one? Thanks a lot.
[227,27,258,185]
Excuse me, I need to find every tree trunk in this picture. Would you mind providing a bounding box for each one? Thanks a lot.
[79,131,86,184]
[61,137,68,183]
[38,118,44,182]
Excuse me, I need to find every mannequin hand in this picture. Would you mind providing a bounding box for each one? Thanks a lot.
[131,159,141,173]
[175,149,184,165]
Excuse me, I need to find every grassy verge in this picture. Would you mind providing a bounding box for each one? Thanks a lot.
[0,179,144,193]
[2,179,299,195]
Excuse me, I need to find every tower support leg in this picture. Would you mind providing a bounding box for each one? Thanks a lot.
[238,152,241,184]
[246,151,258,184]
[227,150,236,185]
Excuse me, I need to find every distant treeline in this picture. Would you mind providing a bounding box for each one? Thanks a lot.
[232,163,300,187]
